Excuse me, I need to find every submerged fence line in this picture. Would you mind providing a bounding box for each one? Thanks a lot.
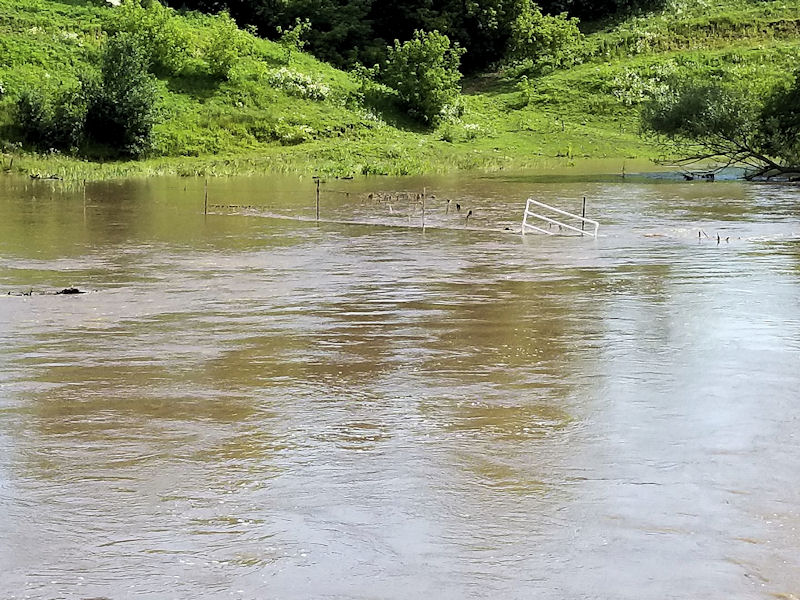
[205,205,520,235]
[203,181,600,238]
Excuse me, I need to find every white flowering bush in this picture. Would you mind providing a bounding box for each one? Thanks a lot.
[463,123,481,140]
[633,31,660,54]
[268,68,329,101]
[271,120,315,145]
[437,121,482,142]
[362,109,385,125]
[611,63,677,106]
[438,99,464,123]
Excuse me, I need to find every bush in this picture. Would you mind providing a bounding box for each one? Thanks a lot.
[276,18,311,64]
[16,86,88,151]
[268,67,330,101]
[85,33,160,157]
[382,30,465,125]
[108,0,191,75]
[205,11,246,80]
[507,2,583,71]
[14,33,160,157]
[16,89,51,148]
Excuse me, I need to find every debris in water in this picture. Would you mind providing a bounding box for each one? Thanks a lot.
[7,287,87,296]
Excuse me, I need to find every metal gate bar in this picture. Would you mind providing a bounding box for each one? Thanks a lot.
[522,198,599,237]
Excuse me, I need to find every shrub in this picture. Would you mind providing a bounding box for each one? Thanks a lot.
[272,121,314,145]
[611,63,677,106]
[16,89,51,148]
[85,33,160,156]
[641,81,759,143]
[52,89,90,150]
[276,18,311,64]
[268,67,330,101]
[205,11,246,80]
[16,86,88,151]
[108,0,191,75]
[382,30,465,125]
[507,2,583,71]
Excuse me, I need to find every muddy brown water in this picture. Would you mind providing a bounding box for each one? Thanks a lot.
[1,172,799,599]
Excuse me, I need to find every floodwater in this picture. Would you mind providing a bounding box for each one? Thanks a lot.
[1,171,799,600]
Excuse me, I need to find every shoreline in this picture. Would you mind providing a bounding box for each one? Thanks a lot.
[1,148,659,183]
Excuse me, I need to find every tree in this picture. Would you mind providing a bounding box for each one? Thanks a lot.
[382,29,465,124]
[641,75,800,179]
[275,0,374,67]
[163,0,663,73]
[760,74,800,171]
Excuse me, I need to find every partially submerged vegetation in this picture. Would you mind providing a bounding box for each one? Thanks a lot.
[642,73,800,179]
[0,0,798,180]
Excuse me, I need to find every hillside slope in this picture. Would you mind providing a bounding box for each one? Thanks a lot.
[0,0,798,180]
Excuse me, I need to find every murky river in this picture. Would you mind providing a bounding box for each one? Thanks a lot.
[1,171,799,599]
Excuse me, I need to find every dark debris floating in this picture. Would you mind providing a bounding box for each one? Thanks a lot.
[6,288,87,296]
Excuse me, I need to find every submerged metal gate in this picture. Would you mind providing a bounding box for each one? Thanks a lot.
[522,198,599,237]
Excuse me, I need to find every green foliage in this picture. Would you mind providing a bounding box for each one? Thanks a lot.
[610,64,675,106]
[382,30,465,124]
[584,1,800,62]
[760,72,800,167]
[514,75,539,107]
[15,90,51,148]
[276,17,312,64]
[160,0,664,74]
[438,121,482,142]
[274,0,374,67]
[507,2,583,71]
[108,0,191,75]
[551,0,666,19]
[268,67,330,100]
[642,80,758,142]
[2,0,800,179]
[641,72,800,176]
[85,33,160,157]
[15,85,88,151]
[205,11,247,80]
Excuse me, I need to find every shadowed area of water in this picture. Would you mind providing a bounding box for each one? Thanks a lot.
[1,173,799,599]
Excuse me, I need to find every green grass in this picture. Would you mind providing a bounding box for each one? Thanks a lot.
[1,0,799,180]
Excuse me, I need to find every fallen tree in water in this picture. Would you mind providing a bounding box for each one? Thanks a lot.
[641,72,800,180]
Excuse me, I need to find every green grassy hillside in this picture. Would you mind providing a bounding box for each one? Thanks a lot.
[1,0,798,180]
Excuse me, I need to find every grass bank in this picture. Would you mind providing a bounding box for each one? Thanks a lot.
[1,0,798,181]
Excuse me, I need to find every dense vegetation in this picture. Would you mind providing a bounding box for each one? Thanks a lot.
[166,0,664,71]
[1,0,799,179]
[642,71,800,178]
